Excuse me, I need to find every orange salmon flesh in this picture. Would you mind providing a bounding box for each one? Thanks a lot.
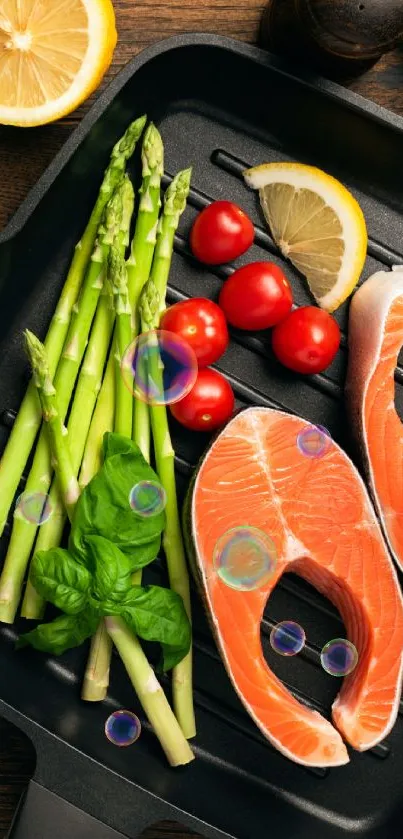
[347,267,403,574]
[191,407,403,768]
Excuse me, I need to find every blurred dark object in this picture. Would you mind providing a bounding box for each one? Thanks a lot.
[261,0,403,79]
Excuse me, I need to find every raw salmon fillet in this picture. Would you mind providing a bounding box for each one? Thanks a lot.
[347,267,403,573]
[190,407,403,767]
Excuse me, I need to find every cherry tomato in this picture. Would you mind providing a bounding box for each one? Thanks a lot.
[170,368,234,431]
[190,201,254,265]
[272,306,340,374]
[160,298,229,367]
[219,262,293,330]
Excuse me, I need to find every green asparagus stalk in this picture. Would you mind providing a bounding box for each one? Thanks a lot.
[81,132,164,698]
[139,169,195,738]
[21,178,135,620]
[81,620,113,702]
[129,124,164,460]
[83,235,148,699]
[109,247,133,437]
[78,353,115,490]
[79,358,116,699]
[23,332,79,521]
[105,617,194,766]
[126,123,164,313]
[80,177,141,699]
[23,334,193,765]
[77,128,164,484]
[133,388,151,463]
[0,185,125,624]
[0,116,146,539]
[83,224,149,699]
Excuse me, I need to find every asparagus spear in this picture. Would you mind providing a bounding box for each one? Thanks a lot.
[0,116,146,539]
[82,243,134,699]
[81,240,136,698]
[77,123,164,487]
[24,333,193,766]
[82,251,134,698]
[23,332,79,521]
[109,246,133,437]
[21,178,135,620]
[139,169,195,739]
[0,185,124,624]
[79,353,115,490]
[83,125,164,701]
[78,360,116,700]
[105,617,194,766]
[129,124,164,460]
[126,123,164,312]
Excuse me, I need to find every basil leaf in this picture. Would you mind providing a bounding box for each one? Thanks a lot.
[30,548,91,615]
[70,432,164,569]
[104,584,191,672]
[17,611,98,656]
[102,433,139,459]
[84,534,133,602]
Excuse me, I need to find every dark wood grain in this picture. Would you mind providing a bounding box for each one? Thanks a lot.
[0,2,403,837]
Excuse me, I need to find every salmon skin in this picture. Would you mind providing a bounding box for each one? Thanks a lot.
[190,406,403,768]
[347,267,403,574]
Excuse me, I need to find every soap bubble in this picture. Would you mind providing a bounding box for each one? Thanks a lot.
[129,480,166,517]
[297,425,331,459]
[270,621,306,656]
[15,492,52,525]
[121,329,197,405]
[105,710,141,747]
[320,639,358,677]
[213,526,277,591]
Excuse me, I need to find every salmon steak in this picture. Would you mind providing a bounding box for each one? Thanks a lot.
[190,407,403,767]
[346,267,403,573]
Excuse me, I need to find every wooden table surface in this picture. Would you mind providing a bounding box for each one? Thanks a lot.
[0,1,402,837]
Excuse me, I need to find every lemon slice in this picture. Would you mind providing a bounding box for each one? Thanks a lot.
[0,0,117,127]
[243,162,368,312]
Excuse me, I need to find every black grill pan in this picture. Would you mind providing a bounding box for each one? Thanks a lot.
[1,33,403,839]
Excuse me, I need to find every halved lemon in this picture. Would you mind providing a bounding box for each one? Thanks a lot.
[0,0,117,127]
[243,162,368,312]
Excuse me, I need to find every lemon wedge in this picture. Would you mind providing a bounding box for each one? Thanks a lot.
[243,162,368,312]
[0,0,117,127]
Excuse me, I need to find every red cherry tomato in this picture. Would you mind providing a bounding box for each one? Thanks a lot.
[170,368,234,431]
[272,306,340,374]
[219,262,293,330]
[160,298,229,367]
[190,201,254,265]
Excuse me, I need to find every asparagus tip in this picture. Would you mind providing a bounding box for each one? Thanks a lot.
[142,122,164,174]
[112,114,147,164]
[108,244,127,292]
[24,329,47,371]
[164,168,192,217]
[98,183,124,245]
[120,175,135,232]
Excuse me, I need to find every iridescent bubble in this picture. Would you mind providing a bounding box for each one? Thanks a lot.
[15,492,52,525]
[105,710,141,747]
[129,480,166,517]
[213,526,277,591]
[270,621,306,656]
[297,425,331,459]
[320,639,358,677]
[121,329,197,406]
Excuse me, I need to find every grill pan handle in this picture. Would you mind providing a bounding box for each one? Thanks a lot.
[1,710,232,839]
[8,781,130,839]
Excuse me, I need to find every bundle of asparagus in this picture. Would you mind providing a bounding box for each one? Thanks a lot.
[0,117,196,764]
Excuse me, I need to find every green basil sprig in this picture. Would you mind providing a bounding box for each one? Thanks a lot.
[18,434,191,671]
